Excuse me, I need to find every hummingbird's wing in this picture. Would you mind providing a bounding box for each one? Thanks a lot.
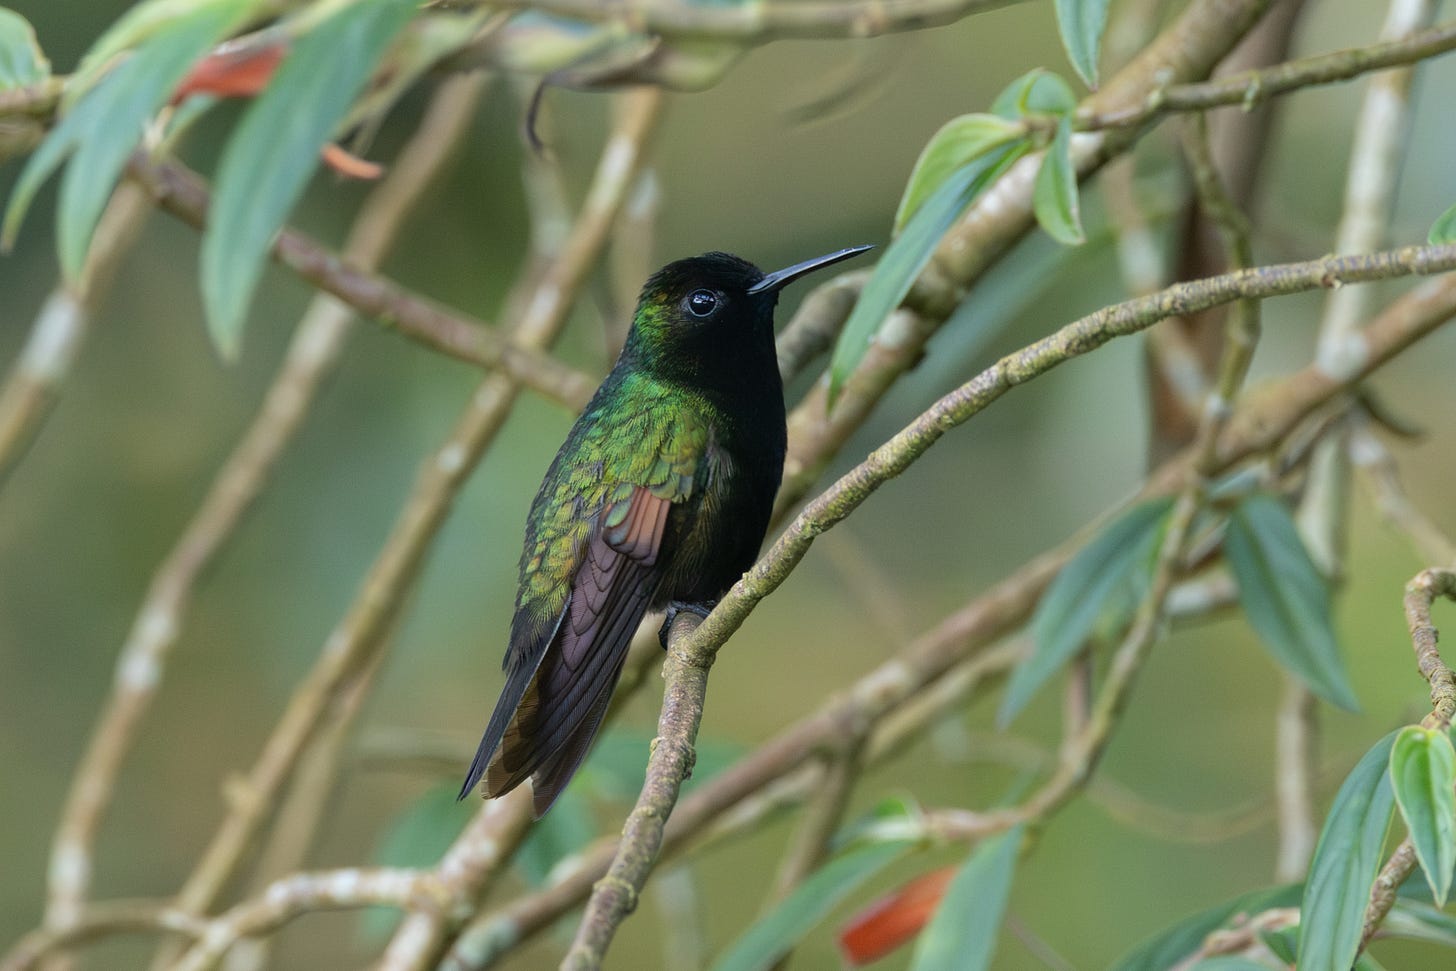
[460,413,705,816]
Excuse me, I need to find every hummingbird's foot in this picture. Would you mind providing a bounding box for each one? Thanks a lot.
[659,600,716,649]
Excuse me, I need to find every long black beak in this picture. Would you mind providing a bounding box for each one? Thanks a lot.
[747,244,873,295]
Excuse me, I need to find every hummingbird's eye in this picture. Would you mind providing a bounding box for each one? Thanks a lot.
[685,289,719,318]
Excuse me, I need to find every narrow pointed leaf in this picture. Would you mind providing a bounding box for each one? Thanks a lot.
[1053,0,1110,88]
[1429,201,1456,245]
[1032,115,1085,245]
[200,0,416,358]
[894,113,1023,231]
[66,0,262,105]
[58,1,251,282]
[1224,494,1359,711]
[0,8,48,89]
[1382,898,1456,947]
[1299,730,1399,971]
[999,497,1174,725]
[828,140,1026,405]
[1109,884,1302,971]
[909,825,1023,971]
[3,1,245,262]
[1390,726,1456,906]
[1188,959,1278,971]
[710,839,918,971]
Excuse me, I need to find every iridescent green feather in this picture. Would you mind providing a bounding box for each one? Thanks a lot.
[516,371,712,624]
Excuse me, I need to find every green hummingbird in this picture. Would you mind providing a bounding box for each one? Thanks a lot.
[459,245,872,817]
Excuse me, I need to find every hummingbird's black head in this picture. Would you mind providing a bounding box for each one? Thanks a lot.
[622,247,871,387]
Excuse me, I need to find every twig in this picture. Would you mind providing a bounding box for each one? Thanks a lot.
[560,611,710,970]
[171,869,428,971]
[1358,568,1456,949]
[477,0,1023,41]
[2,903,205,971]
[158,89,663,940]
[125,157,598,412]
[0,182,151,492]
[1081,18,1456,130]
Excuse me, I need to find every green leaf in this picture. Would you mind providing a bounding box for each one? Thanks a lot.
[200,0,416,358]
[1429,201,1456,245]
[65,0,259,105]
[0,8,48,89]
[1224,494,1359,711]
[908,825,1023,971]
[361,782,472,943]
[828,140,1026,405]
[894,113,1023,232]
[514,786,595,887]
[3,0,247,274]
[1299,730,1399,971]
[999,498,1174,726]
[1390,726,1456,906]
[1053,0,1110,88]
[1108,884,1302,971]
[1188,958,1279,971]
[1031,115,1085,246]
[990,68,1077,119]
[709,839,917,971]
[1382,898,1456,947]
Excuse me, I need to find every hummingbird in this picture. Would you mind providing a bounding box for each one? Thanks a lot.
[459,244,872,817]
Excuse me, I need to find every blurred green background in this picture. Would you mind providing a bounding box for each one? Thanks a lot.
[3,1,1456,967]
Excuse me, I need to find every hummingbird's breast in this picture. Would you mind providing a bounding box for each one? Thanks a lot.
[656,401,785,607]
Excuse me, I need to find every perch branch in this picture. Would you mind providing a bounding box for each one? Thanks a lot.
[126,157,597,412]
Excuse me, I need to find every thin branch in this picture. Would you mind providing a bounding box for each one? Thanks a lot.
[125,157,598,412]
[477,0,1024,41]
[1082,18,1456,130]
[0,182,151,491]
[560,610,709,970]
[2,903,205,971]
[171,869,428,971]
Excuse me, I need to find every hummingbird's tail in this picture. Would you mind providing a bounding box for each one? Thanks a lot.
[464,528,660,817]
